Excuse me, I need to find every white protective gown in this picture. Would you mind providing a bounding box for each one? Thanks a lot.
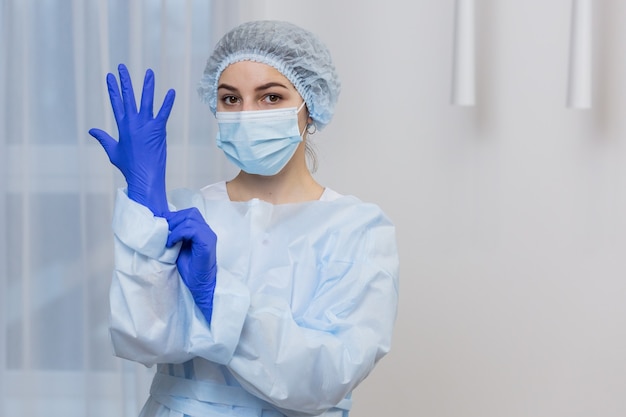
[109,181,399,417]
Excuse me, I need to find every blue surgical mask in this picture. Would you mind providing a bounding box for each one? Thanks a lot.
[215,102,306,176]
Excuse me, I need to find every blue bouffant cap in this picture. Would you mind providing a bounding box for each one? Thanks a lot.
[198,20,341,130]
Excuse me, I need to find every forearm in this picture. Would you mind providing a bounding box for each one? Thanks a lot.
[109,250,252,367]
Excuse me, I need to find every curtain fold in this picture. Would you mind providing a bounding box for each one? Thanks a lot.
[0,1,7,413]
[451,0,476,106]
[1,1,237,415]
[566,0,593,108]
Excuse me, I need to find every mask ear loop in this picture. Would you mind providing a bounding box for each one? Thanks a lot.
[298,101,316,137]
[301,122,316,138]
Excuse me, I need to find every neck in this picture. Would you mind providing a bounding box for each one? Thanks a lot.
[226,146,324,204]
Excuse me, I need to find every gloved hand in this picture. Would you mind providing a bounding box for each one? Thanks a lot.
[89,64,176,217]
[166,208,217,324]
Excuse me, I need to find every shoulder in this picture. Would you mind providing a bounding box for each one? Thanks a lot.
[304,194,397,263]
[200,181,229,200]
[167,181,228,210]
[319,187,343,201]
[321,192,394,229]
[319,188,390,225]
[312,195,399,278]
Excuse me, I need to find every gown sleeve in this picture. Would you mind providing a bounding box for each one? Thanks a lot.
[108,188,250,367]
[225,201,400,416]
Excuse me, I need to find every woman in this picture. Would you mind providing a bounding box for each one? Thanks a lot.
[90,20,399,417]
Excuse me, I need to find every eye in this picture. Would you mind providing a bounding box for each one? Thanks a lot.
[221,95,240,105]
[263,94,281,104]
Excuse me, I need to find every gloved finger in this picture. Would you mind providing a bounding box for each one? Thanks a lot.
[118,64,138,117]
[139,69,155,120]
[164,209,183,232]
[166,222,198,247]
[166,210,216,249]
[165,208,204,231]
[165,210,194,246]
[156,89,176,123]
[167,223,214,250]
[105,72,124,122]
[166,212,207,244]
[88,128,118,162]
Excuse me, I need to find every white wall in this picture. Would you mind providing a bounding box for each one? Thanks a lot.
[234,1,626,416]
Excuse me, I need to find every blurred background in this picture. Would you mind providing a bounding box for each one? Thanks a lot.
[2,1,626,416]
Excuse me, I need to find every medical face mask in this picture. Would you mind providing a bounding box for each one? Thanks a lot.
[215,102,306,176]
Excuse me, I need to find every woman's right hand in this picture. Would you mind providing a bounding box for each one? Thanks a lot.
[89,63,176,217]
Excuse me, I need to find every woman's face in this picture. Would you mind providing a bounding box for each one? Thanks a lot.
[217,61,311,130]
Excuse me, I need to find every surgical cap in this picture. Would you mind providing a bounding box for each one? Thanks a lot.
[198,20,341,130]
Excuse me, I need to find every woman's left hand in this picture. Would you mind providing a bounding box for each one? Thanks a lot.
[165,208,217,324]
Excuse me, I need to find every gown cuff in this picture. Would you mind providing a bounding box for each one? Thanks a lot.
[112,188,179,264]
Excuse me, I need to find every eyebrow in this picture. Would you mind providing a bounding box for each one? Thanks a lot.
[217,82,291,92]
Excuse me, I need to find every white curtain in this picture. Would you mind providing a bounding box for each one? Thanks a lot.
[0,1,238,415]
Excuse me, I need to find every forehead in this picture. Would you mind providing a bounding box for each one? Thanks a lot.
[218,61,296,90]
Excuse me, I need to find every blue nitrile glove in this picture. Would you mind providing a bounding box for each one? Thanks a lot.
[165,208,217,324]
[89,64,176,217]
